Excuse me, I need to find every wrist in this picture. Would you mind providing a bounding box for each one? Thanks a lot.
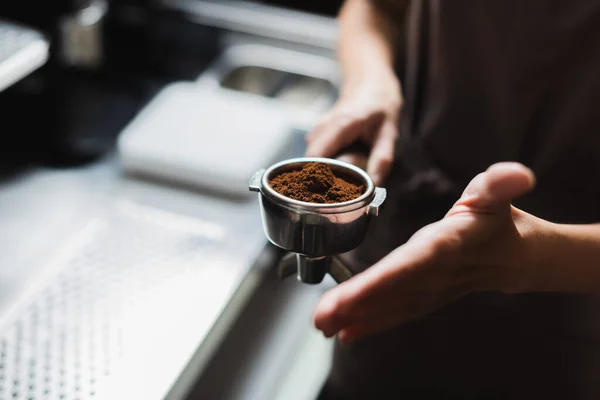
[339,67,402,105]
[488,209,557,294]
[521,221,600,293]
[342,63,399,89]
[510,214,560,293]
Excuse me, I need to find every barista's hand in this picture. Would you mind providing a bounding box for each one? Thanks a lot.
[305,71,402,186]
[314,162,540,343]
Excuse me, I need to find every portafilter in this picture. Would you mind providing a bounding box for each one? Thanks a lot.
[249,157,386,284]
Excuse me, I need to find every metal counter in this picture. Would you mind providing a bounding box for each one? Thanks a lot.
[0,3,341,398]
[0,153,280,400]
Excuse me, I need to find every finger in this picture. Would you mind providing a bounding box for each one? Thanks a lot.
[314,240,437,337]
[313,278,370,337]
[305,116,365,158]
[305,112,333,144]
[316,259,472,339]
[336,152,368,171]
[313,273,392,338]
[336,296,445,344]
[337,278,475,344]
[366,119,397,185]
[338,313,403,344]
[455,162,536,214]
[314,277,397,337]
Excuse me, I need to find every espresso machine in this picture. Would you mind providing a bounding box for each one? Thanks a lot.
[250,157,387,284]
[0,0,220,163]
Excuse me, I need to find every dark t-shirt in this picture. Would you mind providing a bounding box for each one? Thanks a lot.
[324,1,600,398]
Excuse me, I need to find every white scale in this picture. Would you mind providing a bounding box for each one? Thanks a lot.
[118,44,339,198]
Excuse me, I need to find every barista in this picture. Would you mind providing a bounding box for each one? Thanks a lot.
[308,0,600,398]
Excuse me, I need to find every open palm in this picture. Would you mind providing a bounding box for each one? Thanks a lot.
[314,162,538,343]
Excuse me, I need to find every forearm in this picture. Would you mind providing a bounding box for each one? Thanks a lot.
[526,220,600,293]
[337,0,408,94]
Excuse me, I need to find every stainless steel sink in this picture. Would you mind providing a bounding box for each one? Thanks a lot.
[274,74,335,107]
[220,65,287,96]
[220,65,336,108]
[195,44,339,123]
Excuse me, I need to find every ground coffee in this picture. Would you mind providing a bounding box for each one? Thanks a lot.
[269,162,364,203]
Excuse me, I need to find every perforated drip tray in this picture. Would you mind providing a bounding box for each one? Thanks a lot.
[0,201,260,400]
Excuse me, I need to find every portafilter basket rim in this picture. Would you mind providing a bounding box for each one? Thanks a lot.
[260,157,375,213]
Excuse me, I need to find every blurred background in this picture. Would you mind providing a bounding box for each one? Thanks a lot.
[0,1,345,399]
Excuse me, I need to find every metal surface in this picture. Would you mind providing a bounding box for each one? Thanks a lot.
[250,157,386,256]
[1,202,230,400]
[220,65,287,96]
[197,44,339,94]
[274,75,335,108]
[218,63,336,108]
[0,20,49,92]
[327,256,354,284]
[160,0,338,50]
[0,16,337,396]
[195,43,339,130]
[277,254,354,284]
[59,0,107,68]
[187,269,335,400]
[369,187,387,217]
[0,154,272,400]
[251,157,386,284]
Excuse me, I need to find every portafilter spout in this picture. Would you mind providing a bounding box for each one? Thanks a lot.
[277,253,354,284]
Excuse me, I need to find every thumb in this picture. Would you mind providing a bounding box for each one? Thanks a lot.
[454,162,536,214]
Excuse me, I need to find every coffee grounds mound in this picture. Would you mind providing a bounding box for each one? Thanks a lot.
[269,162,365,204]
